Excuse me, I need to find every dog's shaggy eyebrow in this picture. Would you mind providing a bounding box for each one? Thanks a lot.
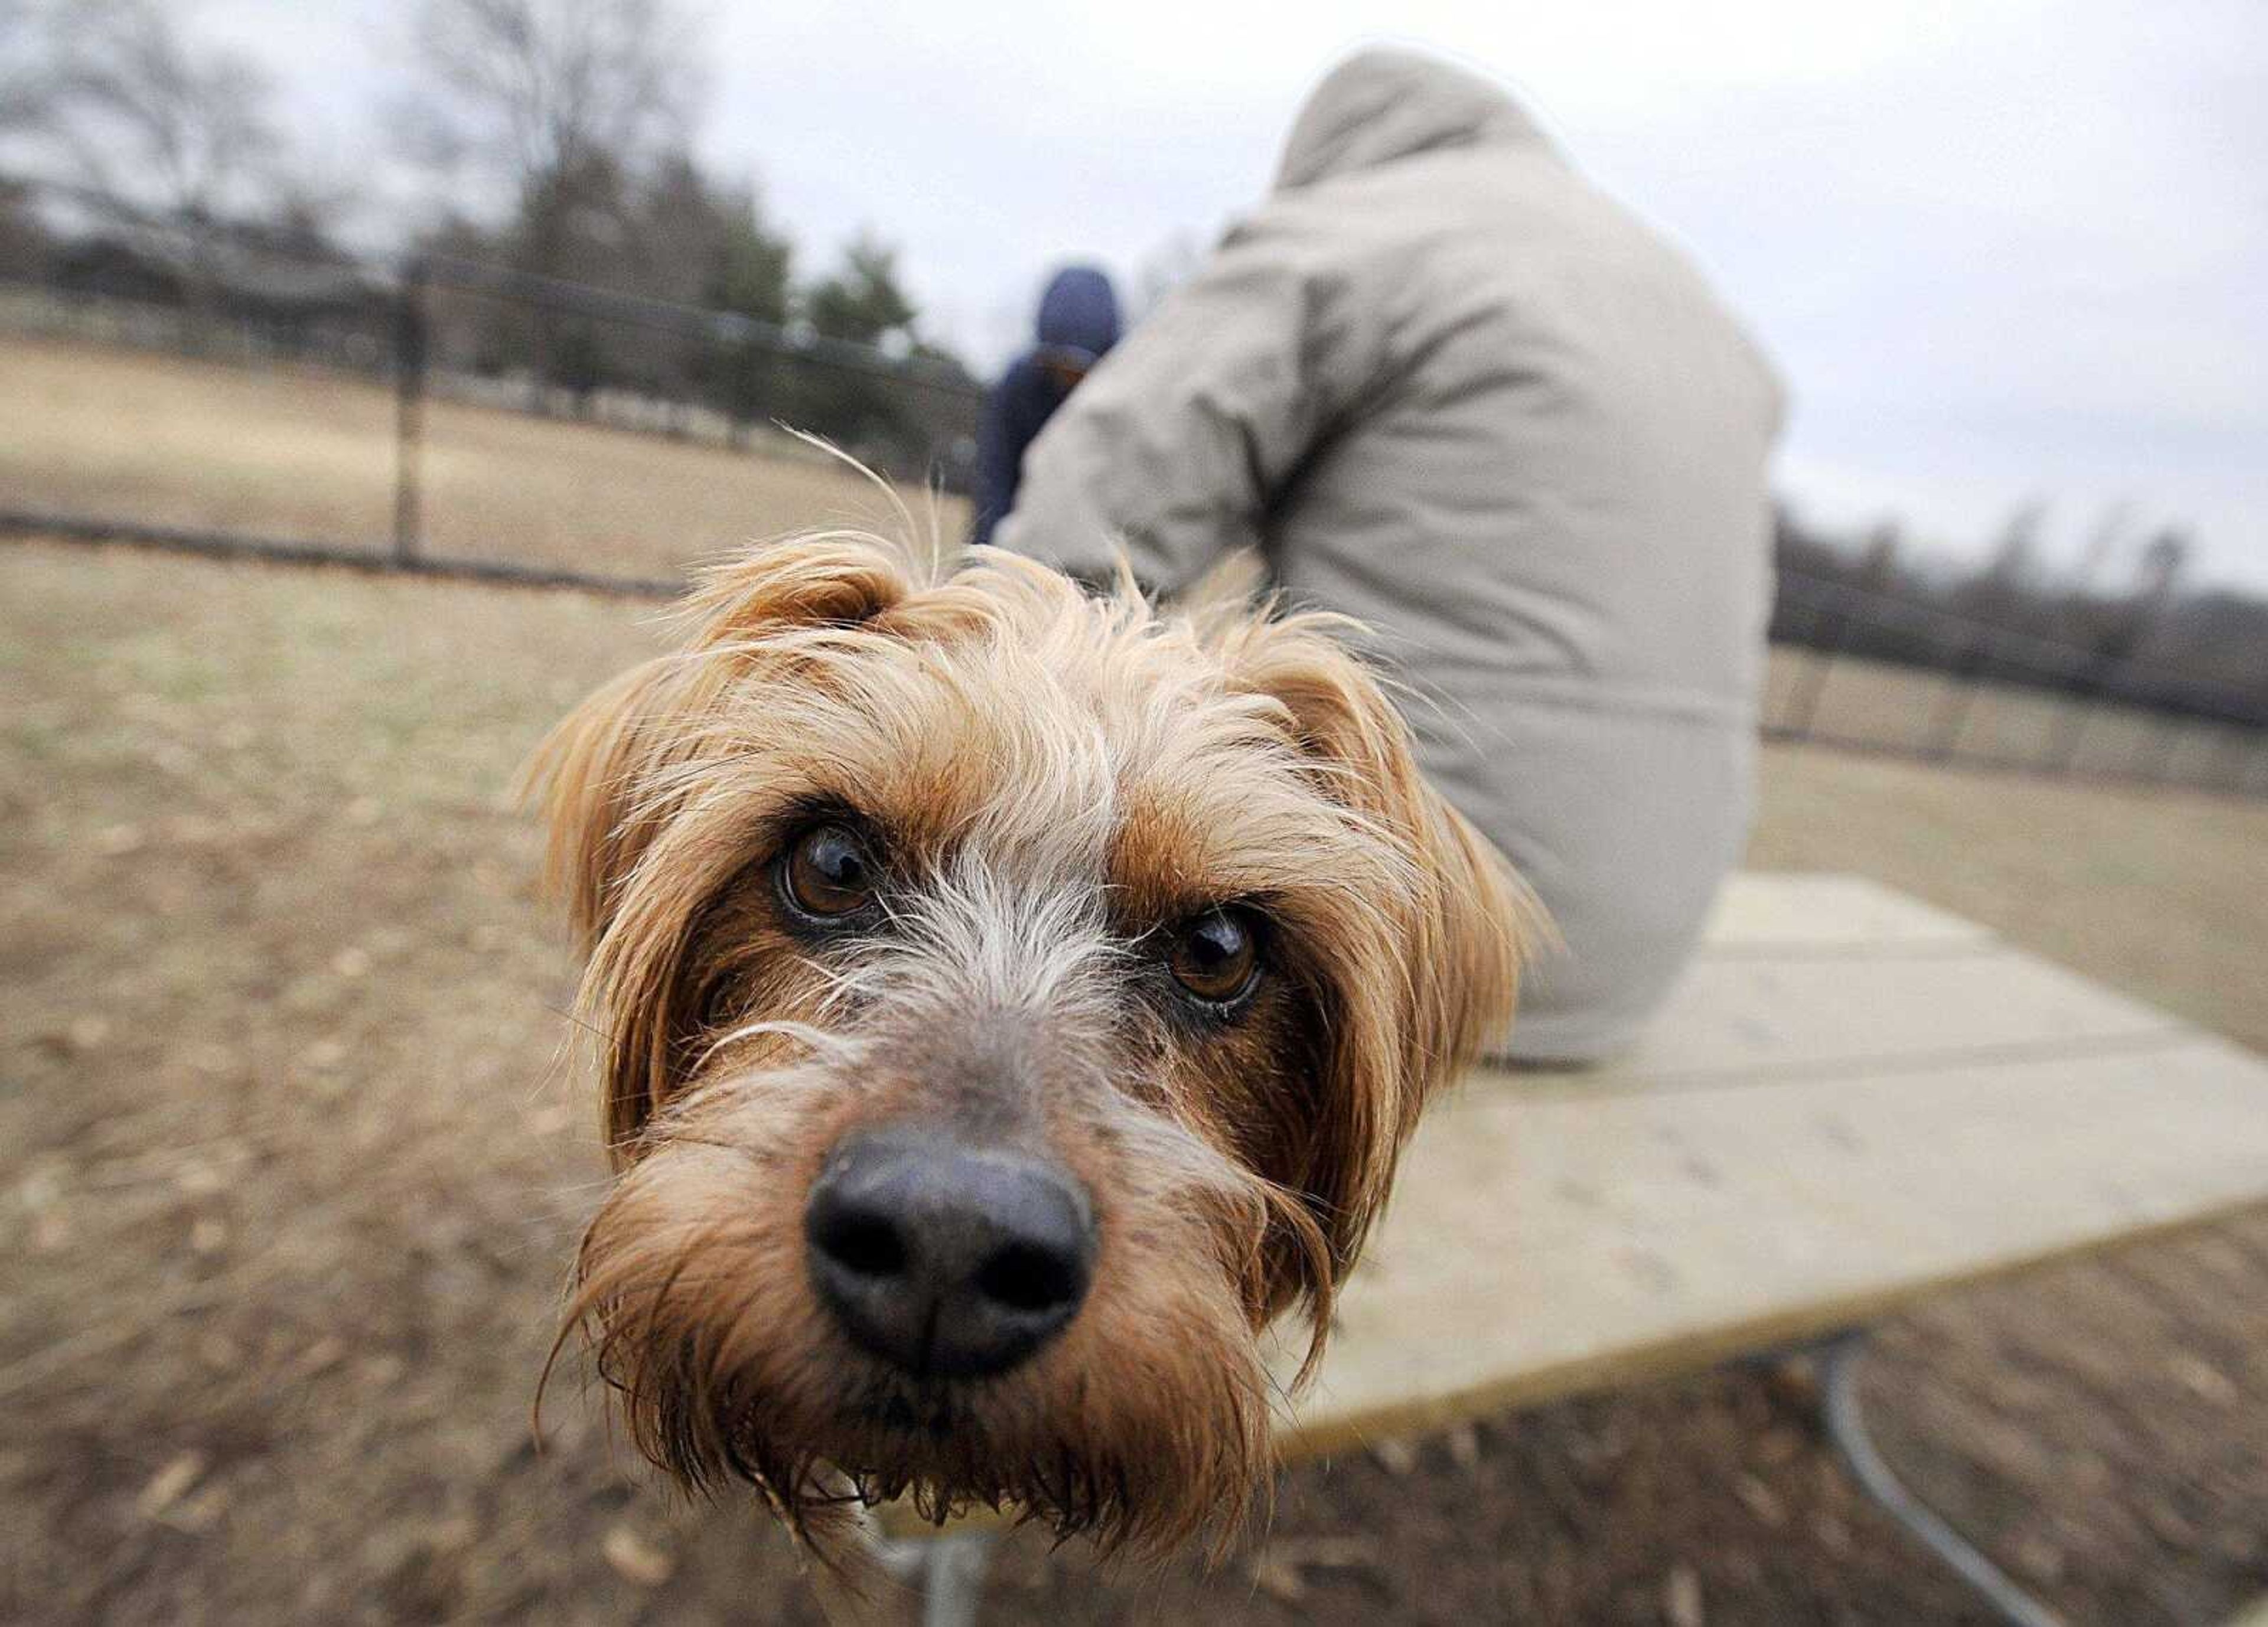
[1104,764,1417,924]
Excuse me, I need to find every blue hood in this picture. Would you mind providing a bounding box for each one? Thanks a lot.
[1032,266,1121,366]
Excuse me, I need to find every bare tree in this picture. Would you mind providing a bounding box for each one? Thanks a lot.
[2132,528,2189,608]
[2070,499,2136,594]
[407,0,702,212]
[31,0,281,224]
[1957,498,2049,627]
[1,0,57,133]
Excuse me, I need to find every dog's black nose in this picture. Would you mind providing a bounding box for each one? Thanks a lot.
[804,1129,1096,1381]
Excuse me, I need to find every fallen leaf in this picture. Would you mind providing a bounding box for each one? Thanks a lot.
[162,1483,230,1534]
[18,1165,66,1209]
[425,1515,479,1555]
[97,823,145,856]
[288,1336,348,1380]
[175,1159,228,1195]
[603,1522,675,1587]
[2013,1534,2065,1583]
[1249,1536,1380,1605]
[1733,1473,1785,1528]
[2143,1499,2200,1548]
[1664,1562,1706,1627]
[1250,1553,1307,1605]
[1370,1436,1419,1476]
[1754,1426,1806,1466]
[138,1452,207,1518]
[2168,1353,2238,1406]
[524,1103,575,1137]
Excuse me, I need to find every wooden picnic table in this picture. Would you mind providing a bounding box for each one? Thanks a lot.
[1267,870,2268,1453]
[876,873,2268,1626]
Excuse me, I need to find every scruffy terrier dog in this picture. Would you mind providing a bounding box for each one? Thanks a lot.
[532,530,1523,1558]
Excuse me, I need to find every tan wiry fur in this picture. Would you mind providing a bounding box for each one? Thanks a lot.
[528,529,1526,1558]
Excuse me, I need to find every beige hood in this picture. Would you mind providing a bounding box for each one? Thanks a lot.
[1274,48,1553,191]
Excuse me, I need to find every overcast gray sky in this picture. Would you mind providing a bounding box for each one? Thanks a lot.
[193,0,2267,590]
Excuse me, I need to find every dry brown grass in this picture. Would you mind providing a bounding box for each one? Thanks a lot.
[1748,742,2268,1054]
[1763,647,2268,795]
[8,327,2260,793]
[4,539,2265,1624]
[0,331,969,579]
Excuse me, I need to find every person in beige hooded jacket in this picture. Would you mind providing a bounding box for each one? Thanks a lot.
[995,47,1784,1062]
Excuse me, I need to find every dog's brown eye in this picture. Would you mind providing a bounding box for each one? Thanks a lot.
[782,823,879,919]
[1167,907,1263,1005]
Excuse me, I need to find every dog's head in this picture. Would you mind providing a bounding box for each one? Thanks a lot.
[532,533,1523,1555]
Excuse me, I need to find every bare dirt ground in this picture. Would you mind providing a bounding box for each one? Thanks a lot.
[4,540,2266,1625]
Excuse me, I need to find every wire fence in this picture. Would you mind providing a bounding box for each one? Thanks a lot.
[2,185,2263,798]
[1764,577,2266,794]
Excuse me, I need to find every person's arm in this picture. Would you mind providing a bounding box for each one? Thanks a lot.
[995,210,1374,592]
[968,360,1040,549]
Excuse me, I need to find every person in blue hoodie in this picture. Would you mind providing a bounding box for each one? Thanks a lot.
[968,266,1122,547]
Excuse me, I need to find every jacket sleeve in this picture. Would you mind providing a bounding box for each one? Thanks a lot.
[993,210,1372,592]
[968,359,1040,549]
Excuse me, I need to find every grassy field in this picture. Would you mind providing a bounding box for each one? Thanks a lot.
[8,327,2263,798]
[4,537,2266,1625]
[0,330,970,581]
[1763,647,2268,797]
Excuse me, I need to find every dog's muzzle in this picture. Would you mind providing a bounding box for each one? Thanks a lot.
[804,1125,1097,1381]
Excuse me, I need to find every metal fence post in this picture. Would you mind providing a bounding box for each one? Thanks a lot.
[2044,670,2098,777]
[392,256,429,565]
[1780,597,1843,741]
[2131,714,2182,785]
[2206,727,2253,794]
[1925,635,1994,761]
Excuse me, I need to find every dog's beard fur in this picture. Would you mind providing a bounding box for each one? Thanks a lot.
[529,532,1526,1560]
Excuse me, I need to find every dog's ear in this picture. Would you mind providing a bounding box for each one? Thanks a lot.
[1215,612,1528,1318]
[523,532,918,1146]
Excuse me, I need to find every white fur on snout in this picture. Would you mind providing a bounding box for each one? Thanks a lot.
[824,846,1129,1035]
[825,850,1269,1224]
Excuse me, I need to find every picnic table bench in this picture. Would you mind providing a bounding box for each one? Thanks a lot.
[875,873,2268,1626]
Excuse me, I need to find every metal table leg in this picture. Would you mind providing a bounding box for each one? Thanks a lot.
[851,1332,2061,1627]
[1817,1329,2069,1627]
[869,1530,999,1627]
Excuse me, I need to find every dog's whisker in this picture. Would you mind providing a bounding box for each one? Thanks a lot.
[696,1018,856,1068]
[538,1000,610,1041]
